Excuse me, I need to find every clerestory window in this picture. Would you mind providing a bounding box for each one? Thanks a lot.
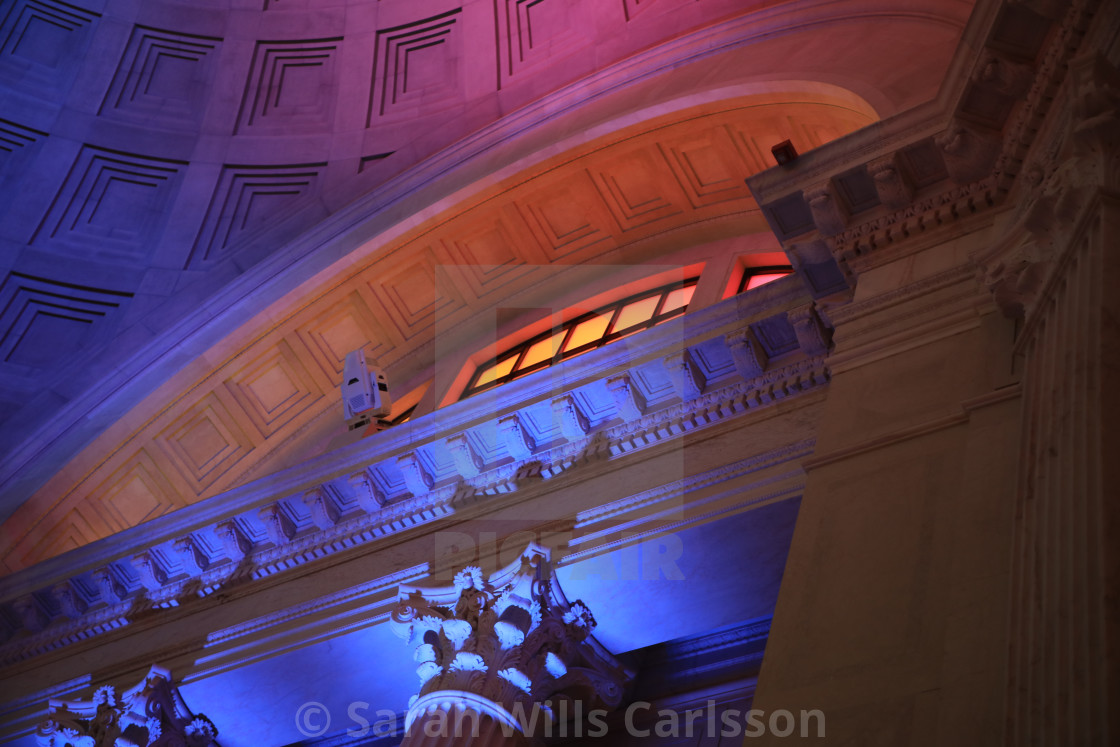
[737,265,793,293]
[460,278,699,400]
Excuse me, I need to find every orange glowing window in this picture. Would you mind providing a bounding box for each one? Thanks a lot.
[611,296,659,334]
[661,284,695,314]
[518,330,565,370]
[738,266,793,294]
[460,278,699,399]
[474,356,517,387]
[563,312,611,352]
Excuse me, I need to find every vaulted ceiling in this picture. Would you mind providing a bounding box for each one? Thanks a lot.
[0,0,975,571]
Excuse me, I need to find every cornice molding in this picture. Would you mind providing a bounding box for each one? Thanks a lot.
[0,295,827,666]
[747,0,1101,309]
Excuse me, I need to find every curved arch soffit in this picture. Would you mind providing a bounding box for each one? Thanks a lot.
[0,83,879,571]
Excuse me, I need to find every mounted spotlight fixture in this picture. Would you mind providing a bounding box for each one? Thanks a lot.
[342,349,392,431]
[771,139,798,166]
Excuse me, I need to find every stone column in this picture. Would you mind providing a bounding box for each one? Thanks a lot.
[391,544,629,746]
[990,52,1120,746]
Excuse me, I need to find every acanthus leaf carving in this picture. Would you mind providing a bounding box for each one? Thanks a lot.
[788,304,832,356]
[391,544,631,737]
[35,666,219,747]
[303,487,342,530]
[174,536,210,576]
[52,582,88,619]
[92,567,127,605]
[131,552,167,592]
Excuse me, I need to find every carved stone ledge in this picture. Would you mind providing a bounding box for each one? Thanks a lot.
[975,53,1120,319]
[0,303,828,654]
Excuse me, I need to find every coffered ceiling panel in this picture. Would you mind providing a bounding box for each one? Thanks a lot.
[0,0,976,570]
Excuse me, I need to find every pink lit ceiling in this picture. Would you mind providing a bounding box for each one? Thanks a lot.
[0,0,975,569]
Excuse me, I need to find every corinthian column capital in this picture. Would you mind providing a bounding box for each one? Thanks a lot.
[35,666,219,747]
[391,543,630,745]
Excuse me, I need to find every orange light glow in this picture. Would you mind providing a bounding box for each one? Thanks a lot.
[475,356,517,387]
[518,330,565,369]
[564,313,611,351]
[661,285,695,313]
[612,296,659,332]
[745,272,790,290]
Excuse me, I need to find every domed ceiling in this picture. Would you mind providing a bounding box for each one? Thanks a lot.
[0,0,974,571]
